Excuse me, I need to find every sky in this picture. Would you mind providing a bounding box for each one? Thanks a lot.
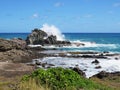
[0,0,120,33]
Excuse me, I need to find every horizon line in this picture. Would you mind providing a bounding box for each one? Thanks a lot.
[0,32,120,33]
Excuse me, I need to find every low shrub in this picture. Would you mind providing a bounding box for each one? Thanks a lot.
[22,67,114,90]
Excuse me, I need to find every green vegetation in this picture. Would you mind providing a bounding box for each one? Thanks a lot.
[21,67,114,90]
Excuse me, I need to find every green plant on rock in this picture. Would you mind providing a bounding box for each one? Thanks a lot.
[22,67,114,90]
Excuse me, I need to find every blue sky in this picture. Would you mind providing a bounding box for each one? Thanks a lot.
[0,0,120,33]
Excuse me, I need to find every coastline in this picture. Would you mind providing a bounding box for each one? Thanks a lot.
[0,30,120,89]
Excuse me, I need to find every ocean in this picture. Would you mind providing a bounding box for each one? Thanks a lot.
[1,33,120,53]
[0,32,120,78]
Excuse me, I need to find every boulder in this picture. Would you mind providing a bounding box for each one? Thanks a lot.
[95,66,102,69]
[72,67,86,77]
[91,59,100,64]
[26,28,47,45]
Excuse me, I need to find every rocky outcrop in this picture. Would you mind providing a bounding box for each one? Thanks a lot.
[0,38,39,63]
[26,28,71,45]
[92,71,120,79]
[0,49,32,62]
[0,38,23,52]
[26,28,48,45]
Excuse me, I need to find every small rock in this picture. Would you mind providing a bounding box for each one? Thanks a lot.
[92,59,99,64]
[72,67,86,77]
[35,60,41,65]
[115,57,119,60]
[95,66,102,69]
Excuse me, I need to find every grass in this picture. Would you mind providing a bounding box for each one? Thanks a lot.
[0,82,12,90]
[20,67,116,90]
[18,78,50,90]
[91,77,120,90]
[0,67,119,90]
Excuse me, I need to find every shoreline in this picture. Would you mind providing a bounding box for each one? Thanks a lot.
[0,30,120,89]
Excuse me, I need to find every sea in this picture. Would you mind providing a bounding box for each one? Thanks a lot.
[1,33,120,78]
[0,33,120,53]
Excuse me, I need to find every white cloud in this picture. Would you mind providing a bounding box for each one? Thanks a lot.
[54,2,64,7]
[113,3,120,7]
[32,13,39,18]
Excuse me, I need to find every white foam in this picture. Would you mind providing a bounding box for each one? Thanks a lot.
[37,56,120,78]
[71,40,118,48]
[28,45,42,47]
[41,24,65,41]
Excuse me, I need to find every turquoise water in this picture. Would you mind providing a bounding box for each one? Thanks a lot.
[0,33,120,53]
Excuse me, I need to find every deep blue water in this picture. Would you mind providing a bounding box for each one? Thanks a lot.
[0,33,120,52]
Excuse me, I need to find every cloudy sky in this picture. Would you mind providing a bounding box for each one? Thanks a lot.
[0,0,120,33]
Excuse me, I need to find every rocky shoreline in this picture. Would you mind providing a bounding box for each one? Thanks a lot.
[0,29,120,80]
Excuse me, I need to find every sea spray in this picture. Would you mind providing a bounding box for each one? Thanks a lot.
[41,24,65,41]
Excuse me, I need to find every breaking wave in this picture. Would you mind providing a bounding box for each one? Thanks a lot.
[41,24,65,41]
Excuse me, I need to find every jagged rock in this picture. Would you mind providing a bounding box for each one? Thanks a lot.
[45,35,57,44]
[26,28,47,45]
[72,67,86,77]
[26,28,71,46]
[92,59,100,64]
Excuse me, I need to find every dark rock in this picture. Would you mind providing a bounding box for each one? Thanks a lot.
[35,60,41,65]
[95,66,102,69]
[92,59,100,64]
[99,53,104,56]
[26,29,71,46]
[93,71,108,79]
[92,71,120,79]
[103,51,109,53]
[56,40,71,45]
[48,64,55,66]
[41,62,47,68]
[81,55,107,59]
[27,46,45,51]
[72,67,86,77]
[26,28,47,45]
[115,57,119,60]
[45,35,57,44]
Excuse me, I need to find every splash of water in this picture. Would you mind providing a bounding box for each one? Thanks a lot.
[41,24,65,41]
